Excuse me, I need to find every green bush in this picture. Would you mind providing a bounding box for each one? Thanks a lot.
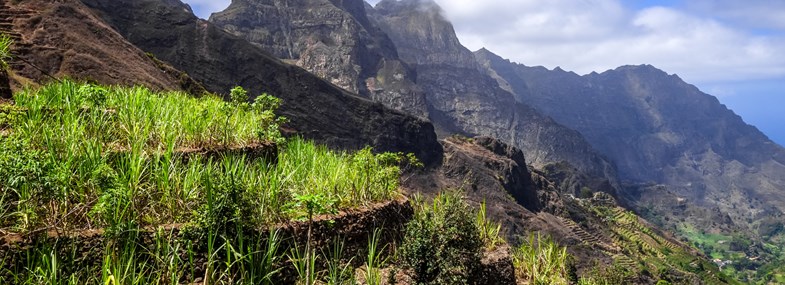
[401,192,482,285]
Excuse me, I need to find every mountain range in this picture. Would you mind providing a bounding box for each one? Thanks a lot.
[3,0,784,282]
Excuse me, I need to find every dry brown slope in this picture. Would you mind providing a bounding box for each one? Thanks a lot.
[0,0,189,91]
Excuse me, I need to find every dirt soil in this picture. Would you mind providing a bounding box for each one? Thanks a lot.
[3,0,189,91]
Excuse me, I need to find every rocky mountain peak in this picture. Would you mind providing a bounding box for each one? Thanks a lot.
[371,7,622,196]
[370,0,477,69]
[209,0,430,118]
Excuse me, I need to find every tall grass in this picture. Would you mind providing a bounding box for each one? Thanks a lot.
[324,237,354,285]
[364,228,386,285]
[0,81,409,284]
[512,233,571,285]
[476,201,503,250]
[0,80,404,233]
[0,33,12,70]
[0,80,412,285]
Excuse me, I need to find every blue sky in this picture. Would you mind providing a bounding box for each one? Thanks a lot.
[184,0,784,146]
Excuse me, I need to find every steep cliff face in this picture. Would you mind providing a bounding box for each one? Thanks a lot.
[475,48,785,235]
[368,0,619,195]
[371,0,477,69]
[80,0,443,165]
[209,0,429,118]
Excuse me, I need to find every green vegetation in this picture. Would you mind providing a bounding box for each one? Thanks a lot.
[579,203,736,284]
[363,228,386,285]
[677,222,785,284]
[0,80,405,234]
[0,34,12,70]
[512,233,571,285]
[401,192,483,285]
[0,81,413,284]
[0,80,736,284]
[476,201,503,250]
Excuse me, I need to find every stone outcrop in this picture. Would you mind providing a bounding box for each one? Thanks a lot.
[210,0,429,118]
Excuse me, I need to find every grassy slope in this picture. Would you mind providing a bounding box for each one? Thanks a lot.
[0,80,404,233]
[0,80,412,284]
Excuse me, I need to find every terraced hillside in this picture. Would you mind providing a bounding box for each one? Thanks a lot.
[559,193,736,284]
[0,80,418,284]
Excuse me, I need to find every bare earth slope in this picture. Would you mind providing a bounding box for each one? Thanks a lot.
[0,0,186,91]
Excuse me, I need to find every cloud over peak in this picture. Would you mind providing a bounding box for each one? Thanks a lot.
[386,0,785,84]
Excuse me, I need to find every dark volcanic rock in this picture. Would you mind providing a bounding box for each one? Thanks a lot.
[210,0,429,118]
[81,0,443,165]
[404,137,563,242]
[441,136,545,213]
[369,0,620,194]
[475,48,785,234]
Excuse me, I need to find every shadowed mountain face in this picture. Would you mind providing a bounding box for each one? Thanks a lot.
[475,48,785,235]
[209,0,429,118]
[80,0,444,166]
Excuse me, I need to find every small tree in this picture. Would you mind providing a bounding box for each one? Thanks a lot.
[288,193,337,285]
[230,85,249,105]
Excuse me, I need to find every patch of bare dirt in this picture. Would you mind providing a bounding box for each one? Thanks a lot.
[3,0,193,92]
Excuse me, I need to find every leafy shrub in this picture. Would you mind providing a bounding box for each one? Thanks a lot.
[401,192,482,285]
[192,156,259,238]
[230,86,249,105]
